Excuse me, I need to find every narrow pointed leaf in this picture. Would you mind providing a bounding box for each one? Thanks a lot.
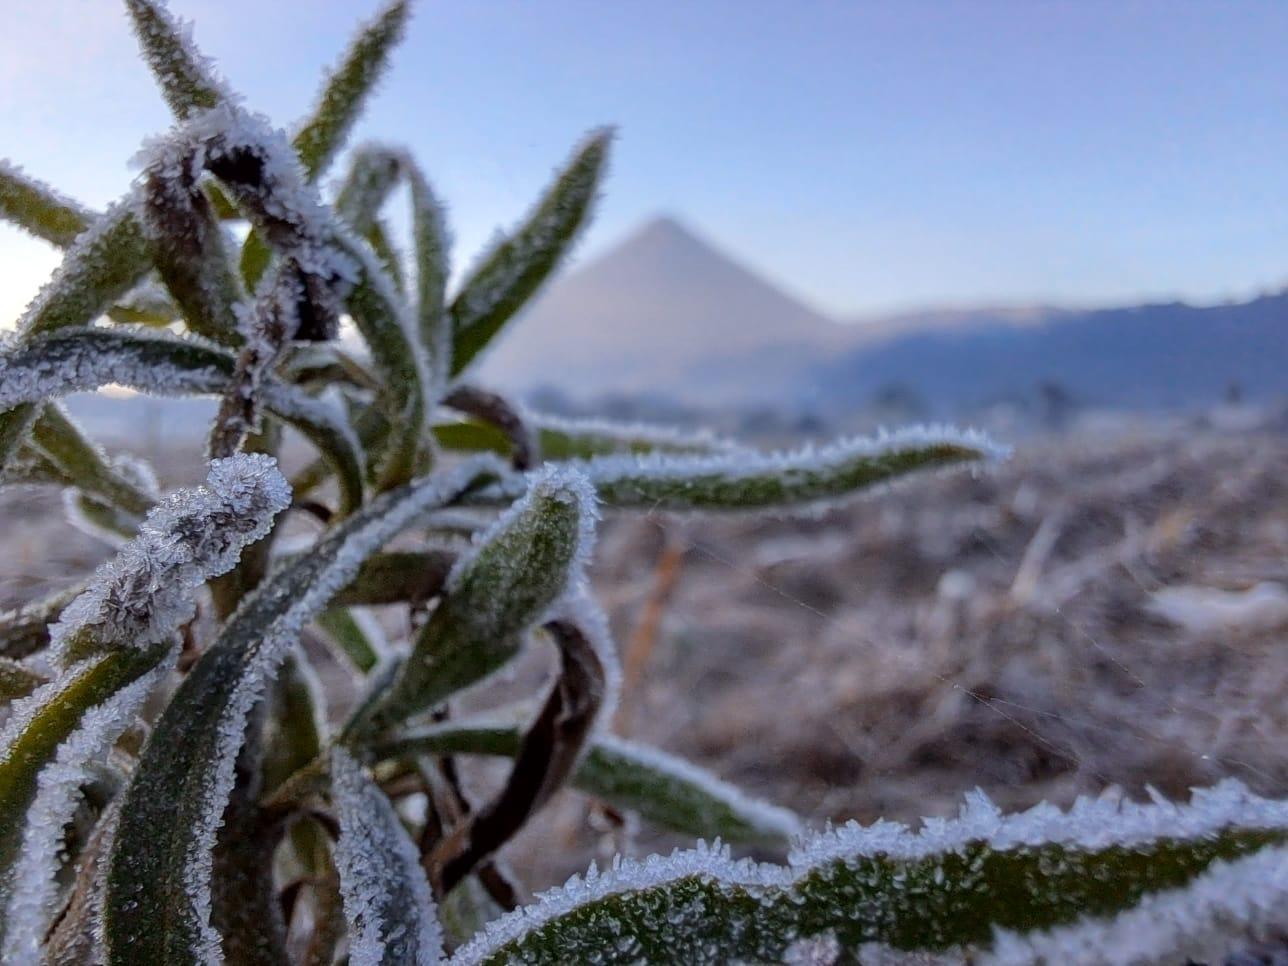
[124,0,228,119]
[449,782,1288,964]
[366,217,406,291]
[409,164,450,378]
[102,457,501,965]
[377,724,800,847]
[340,236,432,488]
[19,193,152,337]
[0,650,170,959]
[0,328,366,512]
[356,465,598,734]
[450,128,611,375]
[579,427,1003,512]
[334,145,402,231]
[291,548,455,608]
[0,160,92,246]
[435,414,740,461]
[315,608,385,673]
[31,405,156,517]
[330,746,443,965]
[293,1,411,181]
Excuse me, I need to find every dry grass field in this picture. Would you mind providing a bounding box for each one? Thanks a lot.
[5,416,1288,908]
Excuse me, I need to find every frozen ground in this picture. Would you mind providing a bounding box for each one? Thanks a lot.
[3,417,1287,905]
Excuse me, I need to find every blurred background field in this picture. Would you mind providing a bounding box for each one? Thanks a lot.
[6,398,1287,889]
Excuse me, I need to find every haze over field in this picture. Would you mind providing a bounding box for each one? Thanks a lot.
[479,214,1288,415]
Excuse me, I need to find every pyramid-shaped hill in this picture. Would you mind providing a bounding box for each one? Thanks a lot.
[475,216,847,404]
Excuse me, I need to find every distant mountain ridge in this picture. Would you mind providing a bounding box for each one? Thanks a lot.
[476,213,1288,414]
[810,293,1288,414]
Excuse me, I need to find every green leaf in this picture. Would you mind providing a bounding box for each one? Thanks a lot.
[314,608,384,673]
[291,398,388,497]
[0,328,366,513]
[102,457,500,965]
[376,724,800,848]
[434,414,738,462]
[19,194,153,337]
[0,160,92,246]
[30,405,154,517]
[0,646,169,952]
[292,1,411,182]
[365,217,406,292]
[0,405,39,476]
[450,128,612,375]
[329,747,443,964]
[107,279,181,325]
[448,783,1288,964]
[353,466,597,735]
[409,165,450,379]
[334,146,449,375]
[579,428,1002,512]
[340,238,432,489]
[124,0,227,120]
[238,230,273,290]
[334,145,403,231]
[306,549,455,608]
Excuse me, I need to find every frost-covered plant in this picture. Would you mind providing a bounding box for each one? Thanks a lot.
[1,2,1284,963]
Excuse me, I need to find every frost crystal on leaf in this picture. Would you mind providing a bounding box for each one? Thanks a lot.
[1,659,171,963]
[48,453,290,664]
[331,747,443,966]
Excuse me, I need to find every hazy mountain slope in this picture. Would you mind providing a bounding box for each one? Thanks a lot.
[810,293,1288,414]
[475,216,846,403]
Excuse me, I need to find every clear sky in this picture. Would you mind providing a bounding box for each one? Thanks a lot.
[5,0,1288,325]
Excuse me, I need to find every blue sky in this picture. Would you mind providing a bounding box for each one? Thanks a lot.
[5,0,1288,325]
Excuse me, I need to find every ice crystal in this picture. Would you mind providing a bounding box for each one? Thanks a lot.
[48,453,290,664]
[331,746,443,966]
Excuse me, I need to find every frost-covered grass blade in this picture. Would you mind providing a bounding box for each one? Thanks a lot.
[124,0,228,120]
[449,128,612,375]
[579,427,1002,512]
[353,465,598,734]
[449,782,1288,964]
[0,160,92,247]
[330,746,443,965]
[102,458,499,965]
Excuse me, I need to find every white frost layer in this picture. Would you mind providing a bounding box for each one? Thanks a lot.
[2,657,171,963]
[446,463,599,600]
[17,189,146,338]
[527,411,744,455]
[0,158,94,242]
[48,453,290,664]
[125,0,235,114]
[452,127,611,348]
[986,843,1288,965]
[448,840,773,966]
[0,327,229,409]
[180,456,504,963]
[330,747,442,966]
[595,733,803,842]
[581,424,1003,488]
[789,778,1288,868]
[135,101,354,285]
[449,780,1288,965]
